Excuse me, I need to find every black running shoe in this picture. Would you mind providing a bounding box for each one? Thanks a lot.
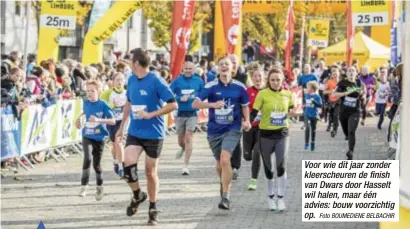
[331,130,337,138]
[218,197,230,210]
[326,126,331,132]
[346,151,353,160]
[126,191,147,216]
[148,209,158,225]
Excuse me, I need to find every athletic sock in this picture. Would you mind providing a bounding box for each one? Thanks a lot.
[222,192,230,200]
[133,189,141,199]
[267,178,275,196]
[149,201,156,210]
[277,174,287,197]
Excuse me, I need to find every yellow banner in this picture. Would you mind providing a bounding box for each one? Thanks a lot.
[352,0,388,13]
[213,1,242,61]
[82,1,140,65]
[37,0,77,64]
[242,0,346,14]
[308,19,330,48]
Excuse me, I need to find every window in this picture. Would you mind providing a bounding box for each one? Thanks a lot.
[128,16,133,29]
[15,1,21,16]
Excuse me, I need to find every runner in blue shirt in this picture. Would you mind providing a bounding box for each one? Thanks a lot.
[115,48,178,225]
[75,80,115,201]
[298,64,319,130]
[170,59,204,175]
[193,56,251,210]
[303,81,322,151]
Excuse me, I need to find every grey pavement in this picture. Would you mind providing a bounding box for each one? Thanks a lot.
[1,117,387,229]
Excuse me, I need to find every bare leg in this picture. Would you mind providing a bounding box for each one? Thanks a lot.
[145,156,159,202]
[184,131,193,167]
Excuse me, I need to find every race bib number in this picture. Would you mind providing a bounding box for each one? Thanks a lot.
[270,112,287,126]
[84,122,99,135]
[215,108,234,125]
[113,107,123,120]
[131,105,147,120]
[343,96,358,108]
[305,98,315,108]
[378,91,387,100]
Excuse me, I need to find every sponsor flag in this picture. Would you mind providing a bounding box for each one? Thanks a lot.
[346,0,354,66]
[170,0,195,79]
[284,0,295,81]
[220,0,242,55]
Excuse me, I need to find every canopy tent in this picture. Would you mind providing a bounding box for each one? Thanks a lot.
[317,32,390,71]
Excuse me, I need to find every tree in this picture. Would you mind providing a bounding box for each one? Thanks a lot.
[140,1,213,53]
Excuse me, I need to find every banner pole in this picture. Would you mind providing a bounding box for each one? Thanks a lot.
[299,15,305,69]
[22,0,31,79]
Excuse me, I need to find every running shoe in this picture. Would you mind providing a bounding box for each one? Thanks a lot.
[310,143,315,151]
[346,150,353,160]
[248,179,257,191]
[126,191,148,216]
[330,130,337,138]
[268,196,277,211]
[360,119,365,126]
[218,197,230,210]
[232,169,239,180]
[304,143,309,150]
[148,209,158,225]
[277,198,286,212]
[78,185,88,197]
[301,125,305,130]
[175,148,185,159]
[326,126,331,132]
[95,186,104,201]
[182,167,190,176]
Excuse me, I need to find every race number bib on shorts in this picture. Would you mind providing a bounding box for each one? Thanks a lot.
[113,107,124,120]
[131,105,147,120]
[270,112,287,126]
[84,122,100,135]
[215,108,233,125]
[343,96,358,108]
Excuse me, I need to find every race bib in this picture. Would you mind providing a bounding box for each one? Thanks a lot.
[131,105,147,120]
[215,108,234,125]
[181,89,195,99]
[305,98,315,108]
[343,96,358,108]
[378,91,387,100]
[113,107,123,120]
[270,112,287,126]
[84,122,99,135]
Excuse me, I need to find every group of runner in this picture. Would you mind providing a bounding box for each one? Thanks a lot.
[73,48,391,225]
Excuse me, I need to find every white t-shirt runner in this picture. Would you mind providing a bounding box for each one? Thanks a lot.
[375,81,390,104]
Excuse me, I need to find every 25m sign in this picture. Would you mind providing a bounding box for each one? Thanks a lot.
[40,15,76,30]
[352,0,388,26]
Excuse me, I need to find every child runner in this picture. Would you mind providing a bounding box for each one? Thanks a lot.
[75,80,116,200]
[374,67,390,130]
[101,72,127,177]
[303,81,322,151]
[324,66,341,138]
[243,69,264,190]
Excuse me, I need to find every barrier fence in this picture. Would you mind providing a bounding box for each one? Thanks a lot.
[0,89,390,170]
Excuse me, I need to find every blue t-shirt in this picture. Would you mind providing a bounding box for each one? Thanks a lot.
[304,93,322,118]
[126,72,175,139]
[298,74,319,89]
[170,74,204,116]
[197,79,250,136]
[82,99,114,141]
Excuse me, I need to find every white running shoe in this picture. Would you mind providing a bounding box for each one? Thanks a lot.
[95,186,104,201]
[277,198,286,212]
[182,167,190,175]
[268,197,277,211]
[175,148,185,159]
[79,185,88,197]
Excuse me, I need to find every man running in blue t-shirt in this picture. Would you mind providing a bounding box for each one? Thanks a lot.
[193,56,251,210]
[116,48,178,225]
[170,59,204,175]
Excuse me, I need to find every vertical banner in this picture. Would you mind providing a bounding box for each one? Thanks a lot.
[20,105,58,155]
[170,0,196,79]
[284,0,295,81]
[55,100,76,147]
[1,106,21,160]
[37,0,78,63]
[307,19,330,48]
[390,0,398,66]
[220,0,242,55]
[82,1,140,65]
[346,0,354,66]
